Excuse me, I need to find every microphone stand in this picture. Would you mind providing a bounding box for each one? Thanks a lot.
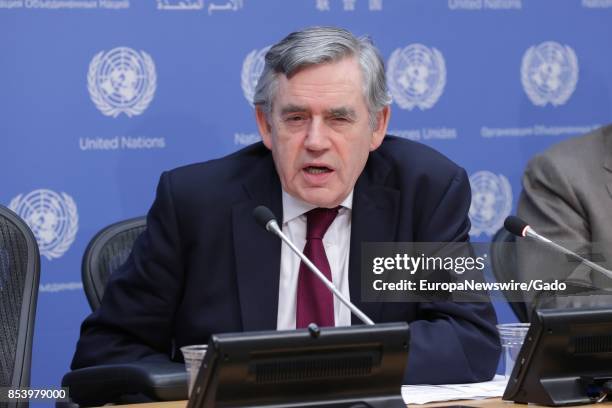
[254,205,375,326]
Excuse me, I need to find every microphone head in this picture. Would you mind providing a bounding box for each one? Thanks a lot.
[504,216,529,237]
[253,206,277,231]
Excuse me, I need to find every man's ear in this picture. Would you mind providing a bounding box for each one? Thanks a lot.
[369,105,391,151]
[255,106,273,149]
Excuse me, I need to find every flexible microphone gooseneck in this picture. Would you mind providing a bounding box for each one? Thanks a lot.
[253,205,375,326]
[504,215,612,280]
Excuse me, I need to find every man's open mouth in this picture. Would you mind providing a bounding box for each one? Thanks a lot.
[304,166,332,174]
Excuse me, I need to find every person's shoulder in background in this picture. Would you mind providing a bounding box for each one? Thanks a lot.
[524,124,611,186]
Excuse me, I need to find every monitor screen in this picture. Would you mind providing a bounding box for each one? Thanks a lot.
[187,322,410,408]
[503,306,612,406]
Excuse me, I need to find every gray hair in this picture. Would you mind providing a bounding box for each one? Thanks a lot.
[253,26,391,129]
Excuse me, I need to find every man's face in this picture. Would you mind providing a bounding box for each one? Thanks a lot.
[256,57,390,208]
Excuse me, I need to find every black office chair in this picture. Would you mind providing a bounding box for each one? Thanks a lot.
[0,205,40,408]
[490,227,529,323]
[62,216,188,406]
[81,216,146,311]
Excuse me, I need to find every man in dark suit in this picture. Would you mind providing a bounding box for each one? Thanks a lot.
[72,26,500,384]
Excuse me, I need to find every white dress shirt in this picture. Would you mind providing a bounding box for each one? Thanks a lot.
[276,190,353,330]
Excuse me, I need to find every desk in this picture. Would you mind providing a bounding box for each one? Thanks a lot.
[112,399,612,408]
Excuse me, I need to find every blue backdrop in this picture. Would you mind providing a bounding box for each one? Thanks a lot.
[1,0,611,390]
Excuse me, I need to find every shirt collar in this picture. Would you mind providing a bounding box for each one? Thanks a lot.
[282,190,353,224]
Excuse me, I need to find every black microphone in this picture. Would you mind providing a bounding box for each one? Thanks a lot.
[504,216,529,238]
[253,205,277,232]
[504,215,612,280]
[252,205,375,325]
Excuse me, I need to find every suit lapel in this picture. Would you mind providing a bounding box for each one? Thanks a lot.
[232,155,283,331]
[349,153,400,325]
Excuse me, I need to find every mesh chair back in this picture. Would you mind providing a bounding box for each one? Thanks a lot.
[490,227,529,322]
[82,217,146,311]
[0,205,40,395]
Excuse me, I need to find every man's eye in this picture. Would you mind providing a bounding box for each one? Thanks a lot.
[331,116,350,122]
[286,115,305,122]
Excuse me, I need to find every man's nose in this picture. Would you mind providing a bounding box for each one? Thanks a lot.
[304,117,331,151]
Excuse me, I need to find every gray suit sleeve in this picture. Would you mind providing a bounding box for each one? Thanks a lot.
[517,152,593,311]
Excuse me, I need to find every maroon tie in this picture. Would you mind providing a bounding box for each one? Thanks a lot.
[296,207,340,328]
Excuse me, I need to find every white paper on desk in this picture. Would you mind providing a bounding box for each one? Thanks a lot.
[401,375,508,404]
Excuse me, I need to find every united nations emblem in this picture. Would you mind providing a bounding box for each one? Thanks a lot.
[521,41,579,107]
[88,47,157,117]
[468,171,513,237]
[241,46,271,107]
[387,44,446,111]
[9,189,78,260]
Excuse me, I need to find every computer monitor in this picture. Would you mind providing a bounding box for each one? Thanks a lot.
[187,322,410,408]
[503,307,612,406]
